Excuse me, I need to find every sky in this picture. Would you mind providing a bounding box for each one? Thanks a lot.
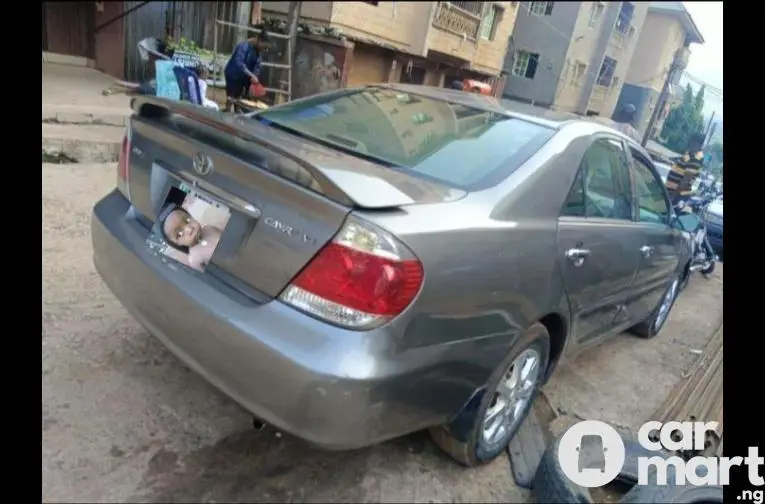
[681,2,723,119]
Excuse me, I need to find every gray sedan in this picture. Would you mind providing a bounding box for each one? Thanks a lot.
[91,85,690,467]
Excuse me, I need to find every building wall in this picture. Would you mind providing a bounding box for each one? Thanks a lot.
[259,1,334,24]
[598,1,649,118]
[502,1,581,107]
[330,1,432,55]
[94,1,125,79]
[554,1,614,112]
[625,12,686,93]
[472,2,519,75]
[346,44,393,86]
[613,83,659,135]
[43,1,95,58]
[292,35,352,99]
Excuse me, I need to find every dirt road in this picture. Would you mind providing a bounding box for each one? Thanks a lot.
[42,163,723,503]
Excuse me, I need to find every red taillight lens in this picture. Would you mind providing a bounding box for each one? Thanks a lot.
[292,242,423,316]
[118,134,130,182]
[117,132,131,199]
[280,220,424,329]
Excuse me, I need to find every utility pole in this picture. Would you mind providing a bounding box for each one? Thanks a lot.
[279,1,301,105]
[641,46,690,147]
[286,1,301,53]
[703,110,716,146]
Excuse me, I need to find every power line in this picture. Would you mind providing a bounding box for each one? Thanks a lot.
[681,72,723,98]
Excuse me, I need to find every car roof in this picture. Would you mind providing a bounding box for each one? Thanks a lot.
[369,84,653,158]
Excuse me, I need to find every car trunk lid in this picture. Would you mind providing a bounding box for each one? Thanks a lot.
[123,97,462,299]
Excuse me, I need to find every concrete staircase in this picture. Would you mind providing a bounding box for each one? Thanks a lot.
[42,63,131,164]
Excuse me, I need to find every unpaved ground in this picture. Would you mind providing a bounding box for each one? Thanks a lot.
[42,163,723,503]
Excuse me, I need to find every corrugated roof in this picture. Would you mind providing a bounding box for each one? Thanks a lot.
[648,2,704,44]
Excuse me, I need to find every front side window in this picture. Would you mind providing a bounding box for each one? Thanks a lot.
[630,150,671,224]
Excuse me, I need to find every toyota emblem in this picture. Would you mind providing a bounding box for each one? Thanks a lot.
[192,152,213,176]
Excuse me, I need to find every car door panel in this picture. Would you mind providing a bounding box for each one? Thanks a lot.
[557,135,642,349]
[627,148,682,322]
[558,217,642,344]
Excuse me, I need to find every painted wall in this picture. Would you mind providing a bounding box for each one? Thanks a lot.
[613,82,659,135]
[502,1,581,107]
[94,1,125,79]
[625,12,686,93]
[292,35,352,99]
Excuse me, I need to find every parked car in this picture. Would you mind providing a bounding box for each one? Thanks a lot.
[91,85,691,467]
[706,197,723,258]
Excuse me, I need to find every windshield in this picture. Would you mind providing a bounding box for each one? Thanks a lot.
[254,87,556,190]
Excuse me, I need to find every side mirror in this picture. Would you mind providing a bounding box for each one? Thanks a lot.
[671,214,686,231]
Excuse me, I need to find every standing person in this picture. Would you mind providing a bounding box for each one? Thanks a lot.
[612,103,642,143]
[223,30,272,111]
[665,133,706,207]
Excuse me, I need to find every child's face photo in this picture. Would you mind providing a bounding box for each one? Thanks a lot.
[146,185,231,272]
[162,208,201,248]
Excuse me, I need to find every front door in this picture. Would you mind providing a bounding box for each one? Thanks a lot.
[626,146,683,321]
[557,136,642,347]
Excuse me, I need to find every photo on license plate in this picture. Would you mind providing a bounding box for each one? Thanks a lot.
[146,183,231,272]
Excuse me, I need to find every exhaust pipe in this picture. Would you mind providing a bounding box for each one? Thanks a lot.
[690,258,718,272]
[252,418,267,431]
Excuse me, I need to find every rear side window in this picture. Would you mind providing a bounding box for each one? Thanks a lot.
[255,88,555,190]
[562,138,632,220]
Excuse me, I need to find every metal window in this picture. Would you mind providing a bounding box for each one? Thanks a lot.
[513,50,540,79]
[481,4,503,39]
[529,1,554,16]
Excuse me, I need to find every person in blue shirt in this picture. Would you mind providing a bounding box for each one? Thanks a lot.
[223,30,272,111]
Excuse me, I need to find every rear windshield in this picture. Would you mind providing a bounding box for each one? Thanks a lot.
[254,88,556,190]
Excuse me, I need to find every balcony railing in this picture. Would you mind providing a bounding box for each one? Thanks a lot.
[432,2,482,40]
[610,24,636,50]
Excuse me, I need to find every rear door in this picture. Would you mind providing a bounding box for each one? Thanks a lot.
[557,135,643,347]
[626,146,683,321]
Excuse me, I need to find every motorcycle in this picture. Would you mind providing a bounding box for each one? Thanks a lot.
[674,180,721,280]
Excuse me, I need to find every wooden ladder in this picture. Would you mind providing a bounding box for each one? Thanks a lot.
[212,19,292,104]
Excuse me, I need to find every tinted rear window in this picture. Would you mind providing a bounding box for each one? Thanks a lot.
[255,88,555,190]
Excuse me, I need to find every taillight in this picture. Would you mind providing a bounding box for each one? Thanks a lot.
[279,218,424,329]
[117,128,131,199]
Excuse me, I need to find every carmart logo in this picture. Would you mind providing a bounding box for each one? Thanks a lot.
[559,420,764,491]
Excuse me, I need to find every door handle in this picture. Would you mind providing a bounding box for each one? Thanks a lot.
[640,245,654,258]
[565,248,591,267]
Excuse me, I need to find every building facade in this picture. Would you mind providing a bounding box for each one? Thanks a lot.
[615,2,704,138]
[261,1,519,90]
[502,1,648,119]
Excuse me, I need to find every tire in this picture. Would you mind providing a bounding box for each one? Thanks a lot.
[620,483,723,503]
[701,260,715,276]
[532,435,676,504]
[430,323,551,467]
[630,275,680,339]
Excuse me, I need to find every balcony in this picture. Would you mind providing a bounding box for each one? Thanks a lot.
[610,24,635,50]
[432,2,482,40]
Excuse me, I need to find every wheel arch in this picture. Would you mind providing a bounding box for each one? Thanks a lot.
[537,311,569,382]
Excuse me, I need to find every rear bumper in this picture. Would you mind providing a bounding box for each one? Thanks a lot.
[91,191,475,449]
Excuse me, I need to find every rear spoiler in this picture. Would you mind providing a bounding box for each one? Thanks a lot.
[130,96,464,209]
